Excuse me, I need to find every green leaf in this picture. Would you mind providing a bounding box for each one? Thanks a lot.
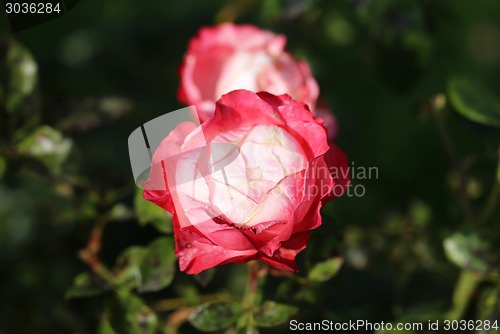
[134,186,172,233]
[113,246,146,289]
[0,156,6,179]
[308,257,344,282]
[107,291,159,334]
[188,301,243,332]
[276,280,316,303]
[409,200,432,229]
[253,301,298,328]
[0,37,41,139]
[65,272,111,299]
[17,125,72,175]
[448,77,500,127]
[112,238,175,292]
[443,232,497,272]
[194,268,216,287]
[57,96,133,132]
[0,37,39,113]
[226,327,260,334]
[477,286,499,322]
[138,237,176,292]
[108,203,134,221]
[97,316,117,334]
[179,284,200,306]
[497,155,500,184]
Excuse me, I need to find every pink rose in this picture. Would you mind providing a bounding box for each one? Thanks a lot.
[178,23,319,122]
[315,103,339,141]
[143,90,349,274]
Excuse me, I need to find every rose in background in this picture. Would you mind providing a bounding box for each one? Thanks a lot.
[178,23,320,122]
[143,90,349,274]
[315,100,340,141]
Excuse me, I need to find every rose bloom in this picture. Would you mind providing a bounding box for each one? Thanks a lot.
[143,90,349,274]
[315,103,339,141]
[178,23,319,122]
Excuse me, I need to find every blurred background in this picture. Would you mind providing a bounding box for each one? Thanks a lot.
[1,0,500,333]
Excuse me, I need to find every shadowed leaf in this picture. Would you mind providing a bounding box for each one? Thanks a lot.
[65,272,111,299]
[138,237,176,292]
[107,291,159,334]
[444,232,498,273]
[194,268,216,287]
[308,257,344,282]
[189,301,243,332]
[57,96,133,132]
[448,77,500,128]
[0,36,40,137]
[0,37,37,111]
[0,156,6,179]
[17,125,72,175]
[253,301,298,328]
[113,246,146,290]
[97,316,117,334]
[134,186,172,233]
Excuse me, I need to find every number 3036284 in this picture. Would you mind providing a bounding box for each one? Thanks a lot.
[5,2,61,14]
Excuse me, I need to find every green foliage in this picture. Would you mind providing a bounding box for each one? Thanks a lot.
[0,156,6,179]
[138,237,176,292]
[97,317,117,334]
[113,237,176,292]
[308,257,344,282]
[226,327,260,334]
[57,97,133,132]
[17,125,72,175]
[253,301,297,328]
[134,186,172,233]
[448,77,500,127]
[194,268,216,287]
[477,286,500,326]
[65,272,111,299]
[108,203,134,222]
[106,291,159,334]
[0,37,40,143]
[188,301,244,332]
[2,1,500,333]
[113,246,147,289]
[0,37,38,113]
[276,280,317,304]
[443,232,498,273]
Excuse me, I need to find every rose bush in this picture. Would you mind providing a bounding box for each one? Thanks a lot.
[143,90,349,274]
[178,23,319,122]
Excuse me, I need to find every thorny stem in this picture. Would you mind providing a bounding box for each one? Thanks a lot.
[479,145,500,225]
[78,213,113,281]
[430,96,475,224]
[238,261,267,332]
[78,182,134,281]
[429,95,490,320]
[446,271,484,320]
[152,292,237,312]
[155,291,242,332]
